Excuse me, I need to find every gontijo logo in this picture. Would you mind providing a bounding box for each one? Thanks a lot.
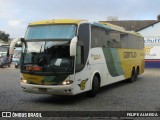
[124,52,137,58]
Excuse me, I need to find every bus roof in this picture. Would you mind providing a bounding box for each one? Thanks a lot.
[97,22,143,37]
[99,22,125,31]
[29,19,86,26]
[29,19,143,38]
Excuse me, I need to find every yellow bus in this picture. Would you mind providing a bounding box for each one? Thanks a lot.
[10,19,144,97]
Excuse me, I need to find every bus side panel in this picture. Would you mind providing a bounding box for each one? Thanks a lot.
[89,48,125,87]
[72,48,144,95]
[102,48,124,77]
[73,47,126,95]
[118,49,145,79]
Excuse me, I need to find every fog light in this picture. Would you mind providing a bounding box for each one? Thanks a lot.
[21,79,27,84]
[62,80,73,85]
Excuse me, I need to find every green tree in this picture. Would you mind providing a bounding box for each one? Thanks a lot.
[0,30,10,42]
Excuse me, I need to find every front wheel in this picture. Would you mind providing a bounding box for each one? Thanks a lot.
[87,76,100,97]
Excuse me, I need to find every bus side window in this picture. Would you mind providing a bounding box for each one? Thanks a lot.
[77,23,90,71]
[120,33,128,48]
[76,46,84,65]
[109,31,121,48]
[76,45,84,72]
[91,26,103,48]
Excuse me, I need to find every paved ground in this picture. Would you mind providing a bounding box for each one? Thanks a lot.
[0,65,160,119]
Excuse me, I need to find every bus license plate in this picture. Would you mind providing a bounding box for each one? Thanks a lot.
[39,88,47,93]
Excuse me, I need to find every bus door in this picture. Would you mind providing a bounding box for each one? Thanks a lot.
[74,45,91,92]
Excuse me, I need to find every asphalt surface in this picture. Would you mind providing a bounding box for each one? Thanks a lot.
[0,65,160,119]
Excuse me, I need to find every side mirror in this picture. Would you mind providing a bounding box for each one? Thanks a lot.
[70,36,78,56]
[9,38,23,55]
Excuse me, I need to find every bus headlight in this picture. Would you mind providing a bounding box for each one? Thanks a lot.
[21,74,27,84]
[62,80,73,85]
[21,79,27,84]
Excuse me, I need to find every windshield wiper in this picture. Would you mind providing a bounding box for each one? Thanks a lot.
[44,41,57,75]
[37,44,45,66]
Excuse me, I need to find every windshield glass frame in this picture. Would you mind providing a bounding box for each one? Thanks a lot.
[24,24,77,40]
[21,40,74,75]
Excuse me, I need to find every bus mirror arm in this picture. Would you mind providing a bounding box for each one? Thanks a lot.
[70,36,78,56]
[9,38,22,55]
[21,38,27,50]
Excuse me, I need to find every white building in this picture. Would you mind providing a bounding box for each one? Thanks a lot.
[138,21,160,68]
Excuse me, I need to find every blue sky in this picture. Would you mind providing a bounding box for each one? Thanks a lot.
[0,0,160,38]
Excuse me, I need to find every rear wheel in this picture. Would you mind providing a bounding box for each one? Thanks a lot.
[129,68,136,83]
[87,76,100,97]
[135,67,139,80]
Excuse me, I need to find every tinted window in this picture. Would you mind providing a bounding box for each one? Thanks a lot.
[25,25,76,40]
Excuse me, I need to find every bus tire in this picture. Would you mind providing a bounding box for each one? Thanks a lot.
[129,68,136,83]
[135,69,138,81]
[135,67,139,80]
[15,65,18,68]
[0,65,3,68]
[87,76,100,97]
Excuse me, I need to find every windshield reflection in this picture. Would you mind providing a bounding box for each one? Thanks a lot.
[22,41,74,73]
[25,25,76,40]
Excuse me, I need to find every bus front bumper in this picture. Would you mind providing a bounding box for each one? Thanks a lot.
[21,83,74,95]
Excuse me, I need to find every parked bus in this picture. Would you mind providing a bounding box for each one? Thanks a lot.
[12,47,22,68]
[10,19,144,97]
[0,44,12,68]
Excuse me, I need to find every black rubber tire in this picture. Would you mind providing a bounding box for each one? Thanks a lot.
[129,69,136,83]
[0,65,3,68]
[135,68,139,80]
[87,76,100,97]
[135,69,138,81]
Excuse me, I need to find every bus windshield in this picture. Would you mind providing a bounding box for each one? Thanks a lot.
[25,25,76,40]
[22,41,74,74]
[0,47,8,57]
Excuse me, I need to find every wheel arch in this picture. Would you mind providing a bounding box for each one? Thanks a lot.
[90,71,101,89]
